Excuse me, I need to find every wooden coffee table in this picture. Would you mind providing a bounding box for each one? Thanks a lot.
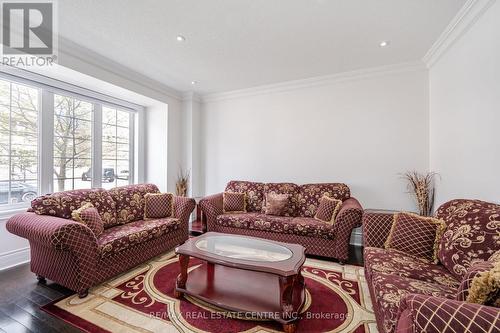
[174,232,306,333]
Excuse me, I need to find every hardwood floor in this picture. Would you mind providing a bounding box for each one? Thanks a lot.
[0,243,363,333]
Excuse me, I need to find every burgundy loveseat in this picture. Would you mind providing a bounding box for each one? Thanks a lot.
[7,184,195,297]
[363,199,500,333]
[199,180,363,263]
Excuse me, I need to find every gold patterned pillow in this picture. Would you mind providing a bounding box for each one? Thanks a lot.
[223,192,246,213]
[385,212,446,263]
[262,193,289,216]
[143,193,174,219]
[466,261,500,307]
[72,202,104,237]
[314,195,342,224]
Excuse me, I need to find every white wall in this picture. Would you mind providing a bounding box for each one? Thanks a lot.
[201,68,430,211]
[429,0,500,207]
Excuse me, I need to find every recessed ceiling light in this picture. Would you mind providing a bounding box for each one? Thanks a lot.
[176,35,186,42]
[379,40,390,47]
[191,81,197,85]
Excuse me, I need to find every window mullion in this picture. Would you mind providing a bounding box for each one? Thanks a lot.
[40,89,54,194]
[92,104,102,188]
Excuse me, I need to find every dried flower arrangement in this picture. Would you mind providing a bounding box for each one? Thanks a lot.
[402,171,437,216]
[176,168,190,197]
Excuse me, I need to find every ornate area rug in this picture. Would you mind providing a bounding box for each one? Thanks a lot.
[41,252,377,333]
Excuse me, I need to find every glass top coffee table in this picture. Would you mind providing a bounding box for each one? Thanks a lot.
[175,232,306,333]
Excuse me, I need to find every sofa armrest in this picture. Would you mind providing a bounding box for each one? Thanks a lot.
[6,212,98,252]
[362,210,395,248]
[332,197,363,262]
[199,193,223,231]
[173,196,196,226]
[395,294,500,333]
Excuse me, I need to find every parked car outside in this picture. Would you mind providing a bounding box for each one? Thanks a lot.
[0,182,38,204]
[81,168,115,183]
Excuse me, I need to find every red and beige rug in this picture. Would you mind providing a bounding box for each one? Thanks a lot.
[42,252,377,332]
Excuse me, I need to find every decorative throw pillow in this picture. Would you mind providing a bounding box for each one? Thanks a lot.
[223,192,246,213]
[457,260,495,302]
[466,261,500,307]
[72,202,104,237]
[144,193,174,219]
[385,212,446,263]
[262,193,289,216]
[314,195,342,224]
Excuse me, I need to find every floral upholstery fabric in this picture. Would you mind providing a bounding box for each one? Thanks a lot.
[108,183,160,225]
[224,181,264,212]
[98,217,180,258]
[262,183,300,216]
[364,247,460,289]
[71,203,104,237]
[216,213,336,239]
[144,193,174,219]
[371,272,456,333]
[314,195,342,224]
[436,199,500,280]
[297,183,350,217]
[222,192,246,213]
[385,212,445,263]
[31,188,117,228]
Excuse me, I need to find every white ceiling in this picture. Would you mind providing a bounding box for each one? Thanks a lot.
[58,0,467,94]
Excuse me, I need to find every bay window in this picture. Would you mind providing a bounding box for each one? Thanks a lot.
[0,70,142,210]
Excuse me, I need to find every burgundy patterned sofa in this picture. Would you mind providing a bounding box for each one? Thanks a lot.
[199,180,363,263]
[7,184,195,298]
[363,199,500,333]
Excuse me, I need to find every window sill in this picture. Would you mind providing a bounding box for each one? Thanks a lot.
[0,206,29,222]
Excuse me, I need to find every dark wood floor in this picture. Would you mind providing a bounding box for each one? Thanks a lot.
[0,241,363,333]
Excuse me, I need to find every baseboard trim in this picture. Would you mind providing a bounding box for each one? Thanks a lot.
[0,247,30,271]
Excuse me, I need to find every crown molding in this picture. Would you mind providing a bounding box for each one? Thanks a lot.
[423,0,496,68]
[181,91,203,103]
[58,38,183,101]
[201,61,426,103]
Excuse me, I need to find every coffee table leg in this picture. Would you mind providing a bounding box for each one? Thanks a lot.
[174,254,190,298]
[279,275,298,333]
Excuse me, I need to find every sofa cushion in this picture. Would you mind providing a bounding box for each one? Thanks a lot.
[225,181,265,212]
[71,203,104,237]
[262,193,289,216]
[372,272,456,333]
[216,213,335,239]
[262,183,300,216]
[31,188,117,227]
[108,184,160,225]
[314,195,342,224]
[97,217,181,258]
[364,247,460,289]
[385,212,445,263]
[297,183,350,217]
[144,193,174,219]
[223,192,246,213]
[436,199,500,279]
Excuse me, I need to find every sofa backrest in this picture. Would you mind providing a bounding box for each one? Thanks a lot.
[436,199,500,280]
[31,188,117,228]
[297,183,351,217]
[225,180,351,217]
[108,183,160,225]
[225,180,265,212]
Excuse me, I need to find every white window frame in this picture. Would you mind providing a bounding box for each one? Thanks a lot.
[0,67,145,211]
